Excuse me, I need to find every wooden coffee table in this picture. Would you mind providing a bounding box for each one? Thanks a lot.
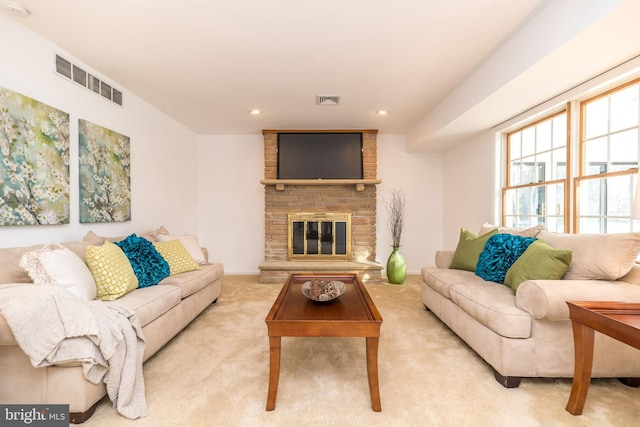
[566,301,640,415]
[265,273,383,411]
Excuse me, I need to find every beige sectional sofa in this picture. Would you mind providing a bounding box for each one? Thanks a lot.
[421,226,640,388]
[0,231,223,423]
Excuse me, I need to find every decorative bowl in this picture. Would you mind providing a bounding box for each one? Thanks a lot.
[301,280,346,302]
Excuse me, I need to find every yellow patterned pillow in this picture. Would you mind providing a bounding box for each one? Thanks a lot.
[86,241,139,301]
[154,239,200,275]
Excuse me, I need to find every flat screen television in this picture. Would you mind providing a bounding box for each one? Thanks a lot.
[277,132,363,179]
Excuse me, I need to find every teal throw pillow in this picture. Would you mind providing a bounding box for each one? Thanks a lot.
[450,228,498,271]
[504,239,572,293]
[115,234,170,288]
[475,234,536,284]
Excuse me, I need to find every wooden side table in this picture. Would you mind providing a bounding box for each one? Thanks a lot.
[565,301,640,415]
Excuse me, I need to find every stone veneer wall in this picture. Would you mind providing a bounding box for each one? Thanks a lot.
[262,130,378,267]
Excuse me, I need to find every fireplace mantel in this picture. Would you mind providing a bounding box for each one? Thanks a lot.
[260,178,381,191]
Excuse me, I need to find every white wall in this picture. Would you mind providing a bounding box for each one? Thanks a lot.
[441,131,495,249]
[0,15,199,247]
[376,134,443,274]
[196,133,444,275]
[196,134,264,272]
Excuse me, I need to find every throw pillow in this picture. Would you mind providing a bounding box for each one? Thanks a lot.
[153,239,200,275]
[114,234,170,288]
[86,241,139,300]
[478,223,544,238]
[504,239,573,293]
[475,234,536,284]
[450,228,498,271]
[537,230,640,280]
[156,233,206,264]
[19,243,97,300]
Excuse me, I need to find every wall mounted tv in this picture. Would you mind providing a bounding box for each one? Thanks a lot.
[277,132,363,179]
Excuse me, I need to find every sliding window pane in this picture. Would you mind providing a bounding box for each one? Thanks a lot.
[585,97,608,139]
[610,85,639,132]
[552,114,567,148]
[509,132,521,159]
[536,119,552,152]
[610,129,638,170]
[553,148,566,179]
[584,137,608,173]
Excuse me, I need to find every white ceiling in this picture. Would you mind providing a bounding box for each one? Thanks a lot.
[3,1,640,152]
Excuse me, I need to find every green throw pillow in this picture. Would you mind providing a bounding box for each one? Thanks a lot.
[504,239,572,293]
[450,228,498,271]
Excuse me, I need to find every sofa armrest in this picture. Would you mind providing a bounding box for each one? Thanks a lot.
[516,279,640,321]
[435,250,455,269]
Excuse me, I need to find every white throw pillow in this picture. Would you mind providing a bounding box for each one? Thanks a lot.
[155,234,206,264]
[478,223,544,238]
[19,243,97,300]
[538,230,640,280]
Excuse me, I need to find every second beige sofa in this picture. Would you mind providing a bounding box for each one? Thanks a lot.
[421,227,640,387]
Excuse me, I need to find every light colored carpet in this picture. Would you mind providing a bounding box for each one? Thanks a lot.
[84,275,640,426]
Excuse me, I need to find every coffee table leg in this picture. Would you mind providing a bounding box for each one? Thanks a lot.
[566,321,595,415]
[266,336,281,411]
[366,336,381,412]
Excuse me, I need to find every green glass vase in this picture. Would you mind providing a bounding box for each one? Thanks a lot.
[386,246,406,284]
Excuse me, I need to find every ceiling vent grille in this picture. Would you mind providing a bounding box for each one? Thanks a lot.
[55,54,123,106]
[316,95,340,105]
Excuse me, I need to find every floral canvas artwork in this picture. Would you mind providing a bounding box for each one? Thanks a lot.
[0,86,70,226]
[78,119,131,223]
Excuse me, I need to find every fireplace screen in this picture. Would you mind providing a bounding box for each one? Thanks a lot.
[288,213,351,260]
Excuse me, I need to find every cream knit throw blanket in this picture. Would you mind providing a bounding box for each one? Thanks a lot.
[0,283,147,419]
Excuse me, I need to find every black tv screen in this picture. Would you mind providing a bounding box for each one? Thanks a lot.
[277,133,363,179]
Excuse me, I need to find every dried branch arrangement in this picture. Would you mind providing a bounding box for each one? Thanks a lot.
[384,189,407,248]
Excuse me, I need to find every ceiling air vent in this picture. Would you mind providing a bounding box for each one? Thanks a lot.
[316,95,340,105]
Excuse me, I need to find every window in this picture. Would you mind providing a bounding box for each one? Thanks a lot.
[500,77,640,235]
[576,79,640,233]
[503,111,569,232]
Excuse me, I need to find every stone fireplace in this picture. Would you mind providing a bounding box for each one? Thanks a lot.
[259,129,382,283]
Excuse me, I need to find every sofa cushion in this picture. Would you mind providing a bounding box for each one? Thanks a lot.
[0,240,100,285]
[153,240,200,276]
[449,282,531,339]
[421,266,486,299]
[475,234,536,284]
[108,285,181,327]
[86,241,139,300]
[19,243,97,300]
[504,239,572,293]
[450,228,498,271]
[114,234,170,288]
[158,263,223,299]
[538,230,640,280]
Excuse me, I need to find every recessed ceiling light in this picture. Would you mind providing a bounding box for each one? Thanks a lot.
[250,109,261,115]
[5,2,30,16]
[376,110,389,115]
